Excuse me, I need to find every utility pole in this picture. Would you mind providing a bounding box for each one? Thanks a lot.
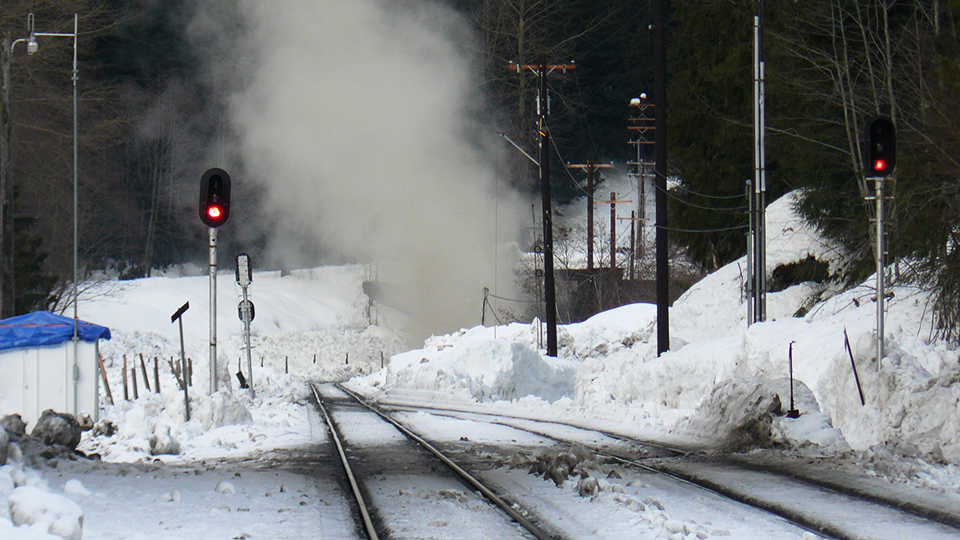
[618,212,644,281]
[594,193,633,270]
[629,211,636,280]
[610,192,617,275]
[751,0,768,324]
[508,53,575,358]
[629,95,654,264]
[595,192,632,308]
[653,0,670,355]
[566,161,613,271]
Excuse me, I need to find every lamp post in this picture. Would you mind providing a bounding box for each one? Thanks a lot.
[26,13,79,339]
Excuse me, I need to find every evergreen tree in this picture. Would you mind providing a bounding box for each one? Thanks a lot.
[13,214,57,314]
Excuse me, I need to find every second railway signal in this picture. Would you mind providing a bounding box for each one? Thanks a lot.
[865,117,896,177]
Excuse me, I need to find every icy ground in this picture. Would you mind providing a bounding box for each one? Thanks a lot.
[2,190,960,539]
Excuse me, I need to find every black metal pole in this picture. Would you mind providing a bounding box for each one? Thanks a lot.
[538,53,558,357]
[587,161,595,272]
[653,0,670,355]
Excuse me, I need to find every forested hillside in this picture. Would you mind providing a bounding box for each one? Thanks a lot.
[2,0,960,341]
[667,0,960,340]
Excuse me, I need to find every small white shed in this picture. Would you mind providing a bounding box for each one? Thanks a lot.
[0,312,111,428]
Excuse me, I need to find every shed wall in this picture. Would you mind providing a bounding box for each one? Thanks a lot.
[0,341,99,428]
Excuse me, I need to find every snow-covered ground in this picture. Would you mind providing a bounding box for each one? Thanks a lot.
[3,190,960,539]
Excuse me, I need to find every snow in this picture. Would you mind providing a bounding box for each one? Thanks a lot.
[2,190,960,538]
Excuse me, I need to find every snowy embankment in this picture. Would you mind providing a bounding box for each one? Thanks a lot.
[1,264,408,539]
[352,191,960,466]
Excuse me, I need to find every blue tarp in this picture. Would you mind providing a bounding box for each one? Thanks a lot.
[0,311,111,352]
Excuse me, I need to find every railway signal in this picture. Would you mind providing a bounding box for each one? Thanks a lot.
[199,168,231,228]
[865,116,896,177]
[862,116,896,366]
[236,253,254,395]
[199,167,232,393]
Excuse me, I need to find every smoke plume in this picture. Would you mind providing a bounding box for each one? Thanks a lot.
[190,0,527,341]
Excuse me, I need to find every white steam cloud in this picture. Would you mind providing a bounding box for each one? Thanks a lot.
[199,0,526,341]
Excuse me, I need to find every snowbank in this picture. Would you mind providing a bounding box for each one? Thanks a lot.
[354,191,960,465]
[376,324,579,403]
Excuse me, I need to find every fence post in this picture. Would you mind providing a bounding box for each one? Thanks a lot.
[132,361,139,400]
[98,355,114,405]
[139,354,151,392]
[122,355,129,401]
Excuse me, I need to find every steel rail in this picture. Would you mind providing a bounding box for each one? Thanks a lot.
[310,384,379,540]
[335,384,557,540]
[410,405,960,538]
[344,390,843,540]
[368,396,690,456]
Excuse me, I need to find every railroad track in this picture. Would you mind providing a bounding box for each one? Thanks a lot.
[363,392,960,540]
[325,385,817,538]
[310,383,561,540]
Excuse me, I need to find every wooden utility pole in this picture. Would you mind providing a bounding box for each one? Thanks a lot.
[610,192,617,272]
[594,193,633,271]
[618,212,644,280]
[566,161,613,271]
[629,96,655,264]
[508,54,575,358]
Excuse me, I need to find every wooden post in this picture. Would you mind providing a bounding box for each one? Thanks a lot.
[345,353,349,365]
[168,356,183,390]
[122,355,129,401]
[98,355,114,405]
[153,357,160,393]
[285,356,288,374]
[139,354,151,392]
[131,360,139,400]
[188,358,193,386]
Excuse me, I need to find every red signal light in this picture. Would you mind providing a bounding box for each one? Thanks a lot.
[874,159,886,172]
[207,206,222,219]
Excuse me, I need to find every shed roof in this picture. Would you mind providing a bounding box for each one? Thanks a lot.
[0,311,111,352]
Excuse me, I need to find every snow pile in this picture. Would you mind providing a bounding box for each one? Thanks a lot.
[7,486,83,540]
[1,445,79,540]
[371,324,579,403]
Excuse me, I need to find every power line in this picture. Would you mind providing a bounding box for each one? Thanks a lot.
[652,182,747,211]
[488,293,534,304]
[672,186,745,200]
[659,223,748,234]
